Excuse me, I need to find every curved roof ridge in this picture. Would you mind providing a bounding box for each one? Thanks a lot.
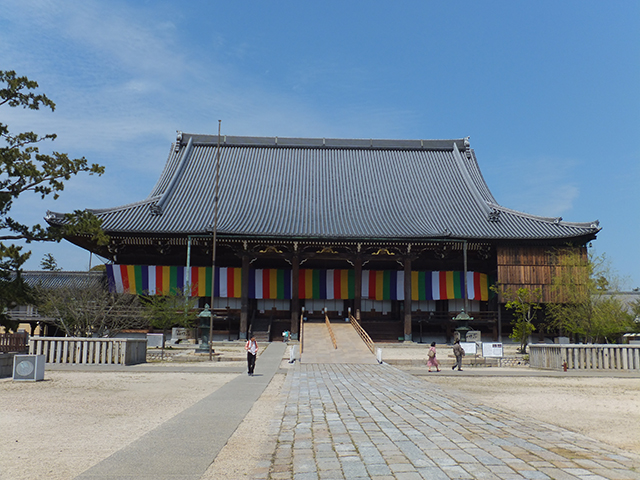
[87,196,160,215]
[46,196,161,223]
[488,202,600,229]
[452,142,492,217]
[153,136,193,214]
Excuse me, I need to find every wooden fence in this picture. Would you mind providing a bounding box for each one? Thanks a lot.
[0,332,29,353]
[29,337,147,365]
[529,344,640,371]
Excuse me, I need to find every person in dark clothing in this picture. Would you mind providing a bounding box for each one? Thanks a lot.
[245,336,258,376]
[452,339,465,371]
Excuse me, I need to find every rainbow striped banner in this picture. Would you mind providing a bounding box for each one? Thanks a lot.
[411,271,489,301]
[361,270,405,300]
[106,265,241,297]
[298,269,355,300]
[106,265,490,301]
[249,269,292,299]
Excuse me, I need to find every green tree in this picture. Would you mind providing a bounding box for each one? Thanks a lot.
[496,285,542,354]
[630,299,640,325]
[40,253,61,271]
[546,250,634,343]
[142,289,198,359]
[1,70,107,330]
[0,246,33,332]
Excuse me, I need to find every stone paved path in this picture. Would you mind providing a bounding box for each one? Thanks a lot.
[266,363,640,480]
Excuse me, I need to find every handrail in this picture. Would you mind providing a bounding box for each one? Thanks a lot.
[299,311,304,353]
[325,313,337,349]
[349,314,375,354]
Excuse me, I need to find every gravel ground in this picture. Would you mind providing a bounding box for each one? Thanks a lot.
[1,348,639,479]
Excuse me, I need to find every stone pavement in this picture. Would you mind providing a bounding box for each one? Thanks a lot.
[58,329,640,480]
[265,363,640,480]
[74,342,287,480]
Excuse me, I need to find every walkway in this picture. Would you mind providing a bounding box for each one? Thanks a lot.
[267,363,640,479]
[74,342,287,480]
[69,336,640,479]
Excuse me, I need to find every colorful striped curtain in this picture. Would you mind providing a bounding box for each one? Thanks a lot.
[361,270,405,300]
[298,269,355,300]
[411,271,489,301]
[106,265,241,297]
[249,269,292,299]
[106,265,490,301]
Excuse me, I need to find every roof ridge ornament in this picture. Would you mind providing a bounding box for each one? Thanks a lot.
[149,204,162,215]
[488,208,501,222]
[464,136,472,159]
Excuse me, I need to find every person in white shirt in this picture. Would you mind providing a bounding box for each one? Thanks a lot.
[245,336,258,376]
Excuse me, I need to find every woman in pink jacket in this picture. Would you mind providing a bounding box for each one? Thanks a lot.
[427,341,440,372]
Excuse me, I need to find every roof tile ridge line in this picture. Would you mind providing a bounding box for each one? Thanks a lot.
[82,196,162,215]
[452,142,492,217]
[486,202,600,229]
[154,136,194,214]
[467,149,498,204]
[44,195,162,221]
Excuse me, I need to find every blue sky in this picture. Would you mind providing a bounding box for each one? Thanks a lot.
[1,1,639,288]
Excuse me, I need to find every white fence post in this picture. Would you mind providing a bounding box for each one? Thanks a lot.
[529,344,640,371]
[28,338,147,366]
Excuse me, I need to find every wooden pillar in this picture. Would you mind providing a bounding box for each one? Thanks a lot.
[291,253,300,339]
[240,253,250,340]
[354,256,362,317]
[404,257,412,342]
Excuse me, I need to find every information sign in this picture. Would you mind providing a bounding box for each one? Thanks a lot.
[460,342,477,355]
[482,342,503,358]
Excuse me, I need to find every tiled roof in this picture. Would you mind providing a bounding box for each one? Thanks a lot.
[15,271,106,290]
[47,134,600,241]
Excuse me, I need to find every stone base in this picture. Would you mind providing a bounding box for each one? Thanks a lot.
[0,353,16,378]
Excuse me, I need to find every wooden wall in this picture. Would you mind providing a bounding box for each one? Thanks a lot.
[496,245,588,303]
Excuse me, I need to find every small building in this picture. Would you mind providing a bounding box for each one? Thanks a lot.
[6,271,106,336]
[47,134,600,342]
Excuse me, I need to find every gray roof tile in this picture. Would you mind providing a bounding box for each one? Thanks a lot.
[47,134,600,241]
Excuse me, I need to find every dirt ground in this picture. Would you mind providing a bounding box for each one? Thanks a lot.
[422,375,640,453]
[1,366,639,479]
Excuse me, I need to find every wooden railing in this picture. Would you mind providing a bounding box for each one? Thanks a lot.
[325,313,337,349]
[30,337,147,365]
[349,314,375,354]
[0,332,29,353]
[299,312,304,353]
[529,344,640,371]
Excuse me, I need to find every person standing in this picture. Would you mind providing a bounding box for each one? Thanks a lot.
[245,336,258,376]
[427,341,440,372]
[452,339,465,371]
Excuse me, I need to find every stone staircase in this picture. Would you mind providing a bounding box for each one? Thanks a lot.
[300,321,378,364]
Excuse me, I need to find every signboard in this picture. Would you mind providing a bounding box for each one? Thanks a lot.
[466,330,481,344]
[482,342,503,358]
[147,333,163,348]
[172,328,188,340]
[460,342,477,355]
